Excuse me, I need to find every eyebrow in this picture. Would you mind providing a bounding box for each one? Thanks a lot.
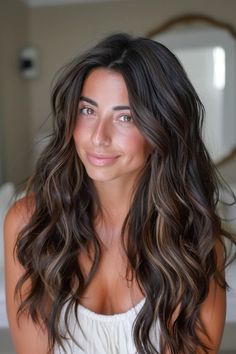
[79,96,130,111]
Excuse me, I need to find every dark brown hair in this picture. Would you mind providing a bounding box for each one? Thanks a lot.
[15,33,236,354]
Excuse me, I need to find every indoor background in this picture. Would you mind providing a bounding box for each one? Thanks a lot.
[0,0,235,353]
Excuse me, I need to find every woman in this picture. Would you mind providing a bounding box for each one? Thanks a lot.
[4,33,236,354]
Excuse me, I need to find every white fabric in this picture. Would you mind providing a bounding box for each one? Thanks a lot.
[54,298,160,354]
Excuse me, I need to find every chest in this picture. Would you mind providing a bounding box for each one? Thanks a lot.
[77,243,144,315]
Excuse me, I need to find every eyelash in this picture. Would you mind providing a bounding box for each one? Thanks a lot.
[78,106,133,124]
[118,114,133,123]
[79,107,94,116]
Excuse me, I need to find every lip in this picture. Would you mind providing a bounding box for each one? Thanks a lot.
[86,152,119,166]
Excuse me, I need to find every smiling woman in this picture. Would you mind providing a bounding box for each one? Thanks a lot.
[3,32,236,354]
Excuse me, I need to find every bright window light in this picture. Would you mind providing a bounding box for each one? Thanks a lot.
[213,47,225,90]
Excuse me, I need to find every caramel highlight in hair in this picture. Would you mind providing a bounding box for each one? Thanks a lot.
[15,33,236,354]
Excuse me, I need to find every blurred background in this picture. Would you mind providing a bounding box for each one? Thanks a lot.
[0,0,236,353]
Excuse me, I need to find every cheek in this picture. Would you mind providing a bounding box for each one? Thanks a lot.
[125,131,150,160]
[73,121,89,148]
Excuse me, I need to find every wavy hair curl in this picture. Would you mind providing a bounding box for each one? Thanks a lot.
[15,33,236,354]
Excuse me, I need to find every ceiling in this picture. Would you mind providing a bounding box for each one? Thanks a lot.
[21,0,125,7]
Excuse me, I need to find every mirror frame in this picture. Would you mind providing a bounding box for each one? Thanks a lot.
[147,13,236,39]
[147,13,236,167]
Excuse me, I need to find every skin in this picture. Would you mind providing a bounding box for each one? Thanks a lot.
[73,68,151,227]
[4,68,226,354]
[74,68,150,313]
[4,197,51,354]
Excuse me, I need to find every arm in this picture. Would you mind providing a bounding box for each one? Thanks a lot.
[4,197,52,354]
[165,242,226,354]
[197,241,226,354]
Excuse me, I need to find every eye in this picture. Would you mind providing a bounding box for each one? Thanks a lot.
[118,114,133,123]
[79,107,95,116]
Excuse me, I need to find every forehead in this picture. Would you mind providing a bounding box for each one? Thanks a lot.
[81,68,129,104]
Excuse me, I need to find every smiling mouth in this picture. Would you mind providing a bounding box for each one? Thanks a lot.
[86,152,119,166]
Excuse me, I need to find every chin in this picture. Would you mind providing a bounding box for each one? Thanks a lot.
[85,169,117,183]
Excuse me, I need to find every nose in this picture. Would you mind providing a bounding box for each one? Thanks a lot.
[91,118,112,147]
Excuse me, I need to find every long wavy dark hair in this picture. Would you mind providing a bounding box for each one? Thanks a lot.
[15,33,236,354]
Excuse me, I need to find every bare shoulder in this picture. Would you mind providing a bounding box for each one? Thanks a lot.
[4,194,36,281]
[4,194,52,354]
[4,194,35,242]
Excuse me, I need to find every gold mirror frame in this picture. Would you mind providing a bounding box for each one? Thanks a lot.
[147,13,236,40]
[147,14,236,167]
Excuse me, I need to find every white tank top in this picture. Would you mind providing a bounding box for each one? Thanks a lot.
[54,298,160,354]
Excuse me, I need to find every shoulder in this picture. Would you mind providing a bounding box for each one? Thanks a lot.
[4,194,36,260]
[4,194,35,240]
[4,194,36,282]
[4,194,52,354]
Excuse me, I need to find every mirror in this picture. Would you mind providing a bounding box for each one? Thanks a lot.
[148,14,236,164]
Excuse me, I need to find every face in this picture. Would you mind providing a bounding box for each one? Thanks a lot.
[73,68,150,187]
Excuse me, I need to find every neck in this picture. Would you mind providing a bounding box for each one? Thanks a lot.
[95,181,133,222]
[92,179,135,248]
